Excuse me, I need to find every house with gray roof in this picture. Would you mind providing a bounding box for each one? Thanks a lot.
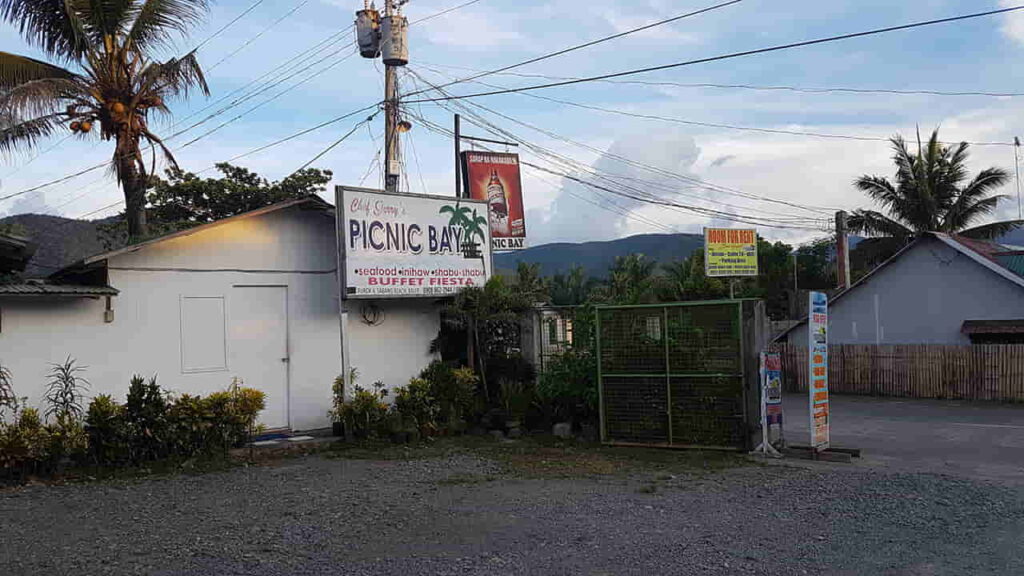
[778,232,1024,346]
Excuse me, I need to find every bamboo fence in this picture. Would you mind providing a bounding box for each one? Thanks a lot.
[772,343,1024,402]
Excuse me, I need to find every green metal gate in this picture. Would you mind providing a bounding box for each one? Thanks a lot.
[596,300,748,449]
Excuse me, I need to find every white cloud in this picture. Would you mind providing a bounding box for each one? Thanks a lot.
[1001,0,1024,45]
[420,10,522,49]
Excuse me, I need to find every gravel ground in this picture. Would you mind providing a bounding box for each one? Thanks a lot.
[1,446,1023,576]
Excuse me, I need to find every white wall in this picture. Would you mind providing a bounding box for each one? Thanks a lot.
[0,205,440,430]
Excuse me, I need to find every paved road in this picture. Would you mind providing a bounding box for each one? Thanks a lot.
[783,393,1024,483]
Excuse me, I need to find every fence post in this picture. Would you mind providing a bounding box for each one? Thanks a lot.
[596,309,605,443]
[664,306,673,445]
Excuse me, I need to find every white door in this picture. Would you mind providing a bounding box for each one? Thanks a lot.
[229,286,289,429]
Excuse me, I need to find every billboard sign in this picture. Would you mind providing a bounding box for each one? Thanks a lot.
[704,228,758,277]
[808,291,829,451]
[763,352,783,426]
[337,186,492,299]
[462,151,527,251]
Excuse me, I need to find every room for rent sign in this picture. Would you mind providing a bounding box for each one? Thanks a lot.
[337,187,492,298]
[704,228,758,277]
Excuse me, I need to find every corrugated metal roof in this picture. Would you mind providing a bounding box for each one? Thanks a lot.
[962,319,1024,334]
[0,282,118,296]
[995,253,1024,277]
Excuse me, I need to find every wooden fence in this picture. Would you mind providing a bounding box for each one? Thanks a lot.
[772,343,1024,402]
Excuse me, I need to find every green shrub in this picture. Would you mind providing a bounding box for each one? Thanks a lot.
[419,361,477,425]
[327,368,358,423]
[167,384,266,457]
[0,407,52,481]
[166,394,209,456]
[46,412,88,464]
[393,378,438,435]
[125,375,169,462]
[339,383,389,438]
[536,348,598,424]
[85,395,129,465]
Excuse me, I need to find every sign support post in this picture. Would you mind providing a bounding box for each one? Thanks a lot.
[754,351,783,457]
[808,291,830,454]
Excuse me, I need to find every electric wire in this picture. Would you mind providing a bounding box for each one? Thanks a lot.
[206,0,314,72]
[193,0,269,52]
[413,64,841,213]
[404,4,1024,119]
[408,107,822,231]
[404,0,746,97]
[406,68,835,221]
[418,60,1024,99]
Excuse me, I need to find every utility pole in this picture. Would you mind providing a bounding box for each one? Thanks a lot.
[1015,137,1021,220]
[454,113,462,198]
[382,0,402,193]
[835,210,851,291]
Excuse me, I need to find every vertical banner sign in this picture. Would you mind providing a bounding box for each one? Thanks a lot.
[461,151,527,251]
[808,291,829,451]
[704,228,758,277]
[763,352,783,426]
[337,187,492,298]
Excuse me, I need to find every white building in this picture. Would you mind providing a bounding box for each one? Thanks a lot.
[0,196,442,431]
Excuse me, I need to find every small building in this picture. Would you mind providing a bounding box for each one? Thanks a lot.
[779,232,1024,346]
[0,196,443,431]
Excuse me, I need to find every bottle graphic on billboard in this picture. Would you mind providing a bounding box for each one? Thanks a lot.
[486,170,511,236]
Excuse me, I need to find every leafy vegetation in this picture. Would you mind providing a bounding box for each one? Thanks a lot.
[0,0,212,240]
[849,128,1018,263]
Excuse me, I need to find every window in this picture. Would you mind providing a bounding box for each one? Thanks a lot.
[180,296,227,373]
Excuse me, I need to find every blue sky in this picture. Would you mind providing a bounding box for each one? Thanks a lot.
[3,0,1024,246]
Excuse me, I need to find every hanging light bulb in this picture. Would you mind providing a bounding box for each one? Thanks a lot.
[396,119,413,133]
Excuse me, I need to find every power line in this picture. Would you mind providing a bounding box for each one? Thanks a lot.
[404,0,745,98]
[207,0,314,72]
[291,112,380,173]
[405,5,1024,110]
[193,0,270,52]
[418,60,1024,99]
[411,0,486,25]
[409,107,823,230]
[407,67,837,216]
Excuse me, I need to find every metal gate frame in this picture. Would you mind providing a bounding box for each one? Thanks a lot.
[596,300,753,450]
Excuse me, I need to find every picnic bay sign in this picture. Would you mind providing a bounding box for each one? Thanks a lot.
[336,186,493,298]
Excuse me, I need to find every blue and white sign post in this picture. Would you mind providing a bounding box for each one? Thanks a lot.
[809,291,830,452]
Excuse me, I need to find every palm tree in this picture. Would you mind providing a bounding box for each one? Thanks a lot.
[849,128,1017,243]
[0,0,210,240]
[605,253,658,305]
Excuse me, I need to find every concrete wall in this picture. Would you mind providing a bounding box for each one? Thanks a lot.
[0,205,439,430]
[787,236,1024,345]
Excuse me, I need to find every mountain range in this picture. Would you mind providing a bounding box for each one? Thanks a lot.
[494,233,704,277]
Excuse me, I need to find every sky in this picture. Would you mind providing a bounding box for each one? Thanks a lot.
[3,0,1024,247]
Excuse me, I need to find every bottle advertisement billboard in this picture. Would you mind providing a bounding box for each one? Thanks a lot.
[461,151,527,251]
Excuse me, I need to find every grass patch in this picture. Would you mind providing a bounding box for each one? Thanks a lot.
[323,435,748,479]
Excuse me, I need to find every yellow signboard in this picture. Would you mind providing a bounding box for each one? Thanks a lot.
[704,228,758,277]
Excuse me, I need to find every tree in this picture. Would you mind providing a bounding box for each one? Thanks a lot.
[146,163,332,227]
[549,265,597,306]
[656,249,727,302]
[603,253,658,305]
[513,261,547,304]
[849,128,1016,243]
[441,275,532,401]
[98,163,332,247]
[0,0,210,241]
